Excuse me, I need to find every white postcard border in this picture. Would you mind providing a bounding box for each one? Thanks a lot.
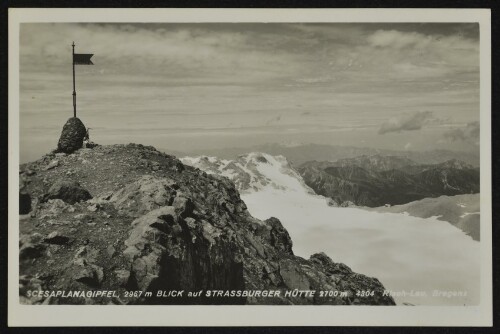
[8,8,493,327]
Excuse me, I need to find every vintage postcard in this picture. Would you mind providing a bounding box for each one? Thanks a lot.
[8,8,492,326]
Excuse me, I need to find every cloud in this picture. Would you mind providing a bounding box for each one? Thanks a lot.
[367,29,478,55]
[266,114,282,125]
[19,23,480,159]
[363,29,479,82]
[295,76,332,84]
[20,23,301,83]
[368,30,432,49]
[378,111,433,134]
[443,121,479,144]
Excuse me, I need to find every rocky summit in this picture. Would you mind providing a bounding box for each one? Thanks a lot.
[57,117,87,154]
[19,143,395,305]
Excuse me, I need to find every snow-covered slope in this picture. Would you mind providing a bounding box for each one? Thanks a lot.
[181,152,480,306]
[370,194,480,241]
[181,152,316,194]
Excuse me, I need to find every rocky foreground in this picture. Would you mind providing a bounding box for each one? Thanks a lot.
[19,143,395,305]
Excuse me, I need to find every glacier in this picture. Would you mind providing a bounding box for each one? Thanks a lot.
[181,153,480,306]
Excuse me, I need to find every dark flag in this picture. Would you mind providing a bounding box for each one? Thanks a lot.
[73,53,94,65]
[71,42,95,117]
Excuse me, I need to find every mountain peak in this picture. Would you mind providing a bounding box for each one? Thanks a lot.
[331,154,417,172]
[182,152,313,194]
[439,159,474,170]
[298,154,480,207]
[20,143,394,305]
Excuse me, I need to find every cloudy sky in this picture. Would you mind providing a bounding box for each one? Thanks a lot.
[20,23,480,162]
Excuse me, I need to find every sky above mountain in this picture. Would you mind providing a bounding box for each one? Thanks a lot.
[19,23,480,162]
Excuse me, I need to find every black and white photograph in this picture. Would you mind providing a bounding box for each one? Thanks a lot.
[8,8,492,327]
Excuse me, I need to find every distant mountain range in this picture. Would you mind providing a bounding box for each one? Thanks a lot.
[298,155,479,207]
[171,143,479,167]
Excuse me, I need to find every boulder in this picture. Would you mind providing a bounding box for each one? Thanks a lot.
[44,160,59,170]
[38,199,75,218]
[57,117,87,154]
[74,265,104,288]
[265,217,293,255]
[123,206,246,304]
[19,192,31,214]
[71,246,104,288]
[109,175,177,215]
[44,231,70,245]
[279,258,312,291]
[340,201,355,207]
[42,180,92,204]
[19,275,45,304]
[83,141,99,149]
[19,234,46,260]
[172,195,194,218]
[74,213,94,224]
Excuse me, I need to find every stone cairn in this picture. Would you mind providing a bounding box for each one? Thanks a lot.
[56,117,87,154]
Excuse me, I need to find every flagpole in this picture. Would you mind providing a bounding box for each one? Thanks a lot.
[72,41,76,118]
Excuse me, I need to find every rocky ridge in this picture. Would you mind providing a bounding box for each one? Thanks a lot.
[19,144,395,305]
[299,157,479,207]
